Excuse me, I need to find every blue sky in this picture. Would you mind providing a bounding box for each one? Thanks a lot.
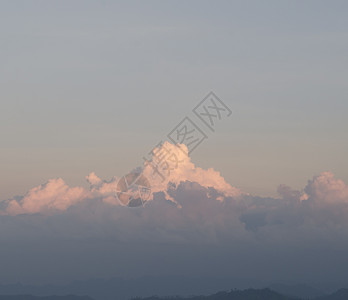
[1,0,348,200]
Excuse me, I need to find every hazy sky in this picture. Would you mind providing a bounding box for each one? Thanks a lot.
[1,0,347,200]
[1,1,348,287]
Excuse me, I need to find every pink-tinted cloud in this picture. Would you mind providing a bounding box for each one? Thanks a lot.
[142,142,242,202]
[304,171,348,204]
[5,178,88,215]
[2,143,242,215]
[2,143,348,223]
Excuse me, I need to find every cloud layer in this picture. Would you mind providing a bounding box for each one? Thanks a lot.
[3,143,243,215]
[1,143,348,284]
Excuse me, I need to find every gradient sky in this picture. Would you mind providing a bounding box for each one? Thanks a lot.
[1,0,348,288]
[1,0,348,200]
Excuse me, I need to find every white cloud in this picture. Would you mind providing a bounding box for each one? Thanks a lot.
[304,171,348,204]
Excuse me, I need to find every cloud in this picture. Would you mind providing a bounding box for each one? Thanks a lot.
[86,172,102,186]
[1,142,242,215]
[1,144,348,230]
[5,178,88,215]
[142,142,242,199]
[1,146,348,284]
[304,171,348,204]
[238,172,348,232]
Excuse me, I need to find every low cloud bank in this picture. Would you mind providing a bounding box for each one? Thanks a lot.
[1,143,348,284]
[1,143,347,238]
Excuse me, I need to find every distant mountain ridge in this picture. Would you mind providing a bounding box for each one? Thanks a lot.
[268,283,324,299]
[317,288,348,300]
[1,288,348,300]
[0,278,348,300]
[134,288,348,300]
[0,296,93,300]
[135,289,294,300]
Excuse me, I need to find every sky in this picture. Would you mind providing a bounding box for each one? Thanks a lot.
[0,0,348,288]
[1,0,348,199]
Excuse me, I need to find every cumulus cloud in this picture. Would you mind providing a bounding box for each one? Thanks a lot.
[1,143,348,229]
[86,172,102,186]
[4,178,88,215]
[1,143,242,215]
[238,172,348,232]
[1,146,348,284]
[142,142,242,200]
[304,171,348,204]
